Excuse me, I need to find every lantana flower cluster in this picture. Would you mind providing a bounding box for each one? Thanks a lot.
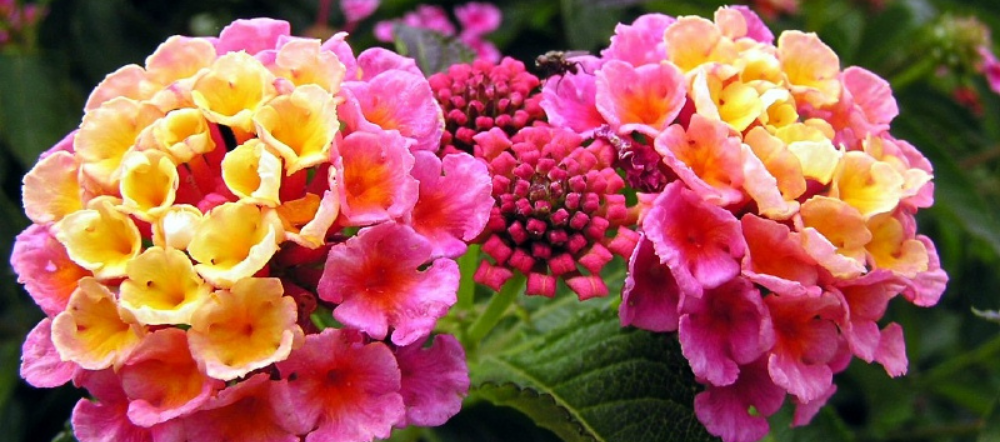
[429,57,640,299]
[14,18,492,442]
[541,6,947,442]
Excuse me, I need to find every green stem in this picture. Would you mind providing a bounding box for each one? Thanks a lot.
[888,56,938,92]
[464,273,526,353]
[457,245,480,311]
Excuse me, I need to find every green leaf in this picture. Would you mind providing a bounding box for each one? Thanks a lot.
[0,53,80,169]
[393,25,476,76]
[764,404,855,442]
[469,297,715,442]
[980,392,1000,442]
[559,0,628,52]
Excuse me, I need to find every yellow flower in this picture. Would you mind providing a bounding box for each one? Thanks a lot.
[192,51,277,132]
[22,151,83,224]
[119,149,179,221]
[55,197,142,280]
[222,139,283,207]
[254,84,339,175]
[187,202,284,288]
[188,278,303,381]
[119,247,212,325]
[51,277,145,370]
[75,97,165,191]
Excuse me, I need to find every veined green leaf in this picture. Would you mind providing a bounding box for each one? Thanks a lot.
[393,25,476,76]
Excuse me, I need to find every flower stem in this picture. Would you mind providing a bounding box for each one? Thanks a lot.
[457,245,480,311]
[464,272,526,354]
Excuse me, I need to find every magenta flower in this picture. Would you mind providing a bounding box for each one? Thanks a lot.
[473,126,636,298]
[396,334,470,427]
[678,278,774,387]
[429,57,546,156]
[341,0,379,24]
[20,318,76,388]
[602,13,675,67]
[405,151,493,258]
[694,358,785,442]
[620,235,681,332]
[335,130,419,226]
[339,69,444,152]
[642,181,746,297]
[71,369,154,442]
[317,223,459,346]
[455,2,502,37]
[274,329,404,442]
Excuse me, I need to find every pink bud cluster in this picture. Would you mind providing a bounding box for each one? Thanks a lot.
[541,6,946,442]
[429,57,546,156]
[13,18,492,442]
[374,2,502,62]
[472,126,638,299]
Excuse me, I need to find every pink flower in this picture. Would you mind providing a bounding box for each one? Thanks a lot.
[595,59,687,137]
[72,370,154,442]
[214,18,291,55]
[274,329,405,442]
[341,0,380,24]
[979,46,1000,95]
[765,292,843,402]
[620,235,681,332]
[602,13,675,67]
[642,181,746,297]
[679,278,774,387]
[336,130,419,225]
[20,318,77,388]
[455,2,502,36]
[396,334,470,426]
[540,66,606,137]
[317,223,459,346]
[10,224,90,316]
[694,358,785,442]
[159,374,298,442]
[405,151,493,258]
[340,69,444,152]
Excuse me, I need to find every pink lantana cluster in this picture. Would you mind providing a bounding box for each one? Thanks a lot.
[0,0,46,48]
[541,6,947,442]
[375,1,502,62]
[13,18,492,442]
[429,57,639,299]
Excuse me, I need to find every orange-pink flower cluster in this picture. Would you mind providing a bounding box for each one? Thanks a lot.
[13,18,489,442]
[541,6,946,442]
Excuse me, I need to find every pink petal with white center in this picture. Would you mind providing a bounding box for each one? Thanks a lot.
[740,215,820,297]
[396,334,469,427]
[765,292,843,402]
[680,278,773,387]
[602,13,675,67]
[72,369,154,442]
[654,115,745,207]
[643,181,745,296]
[900,235,948,307]
[215,18,290,55]
[318,223,459,346]
[406,151,492,258]
[455,2,501,35]
[22,150,83,224]
[694,358,785,442]
[540,70,606,137]
[596,60,686,137]
[620,234,681,332]
[20,318,77,388]
[273,328,404,442]
[11,224,90,316]
[336,130,419,226]
[341,70,443,152]
[121,328,223,427]
[168,373,299,442]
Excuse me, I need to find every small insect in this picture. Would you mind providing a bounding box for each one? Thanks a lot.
[534,50,589,79]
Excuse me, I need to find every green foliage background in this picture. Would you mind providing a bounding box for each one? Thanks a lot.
[1,0,999,441]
